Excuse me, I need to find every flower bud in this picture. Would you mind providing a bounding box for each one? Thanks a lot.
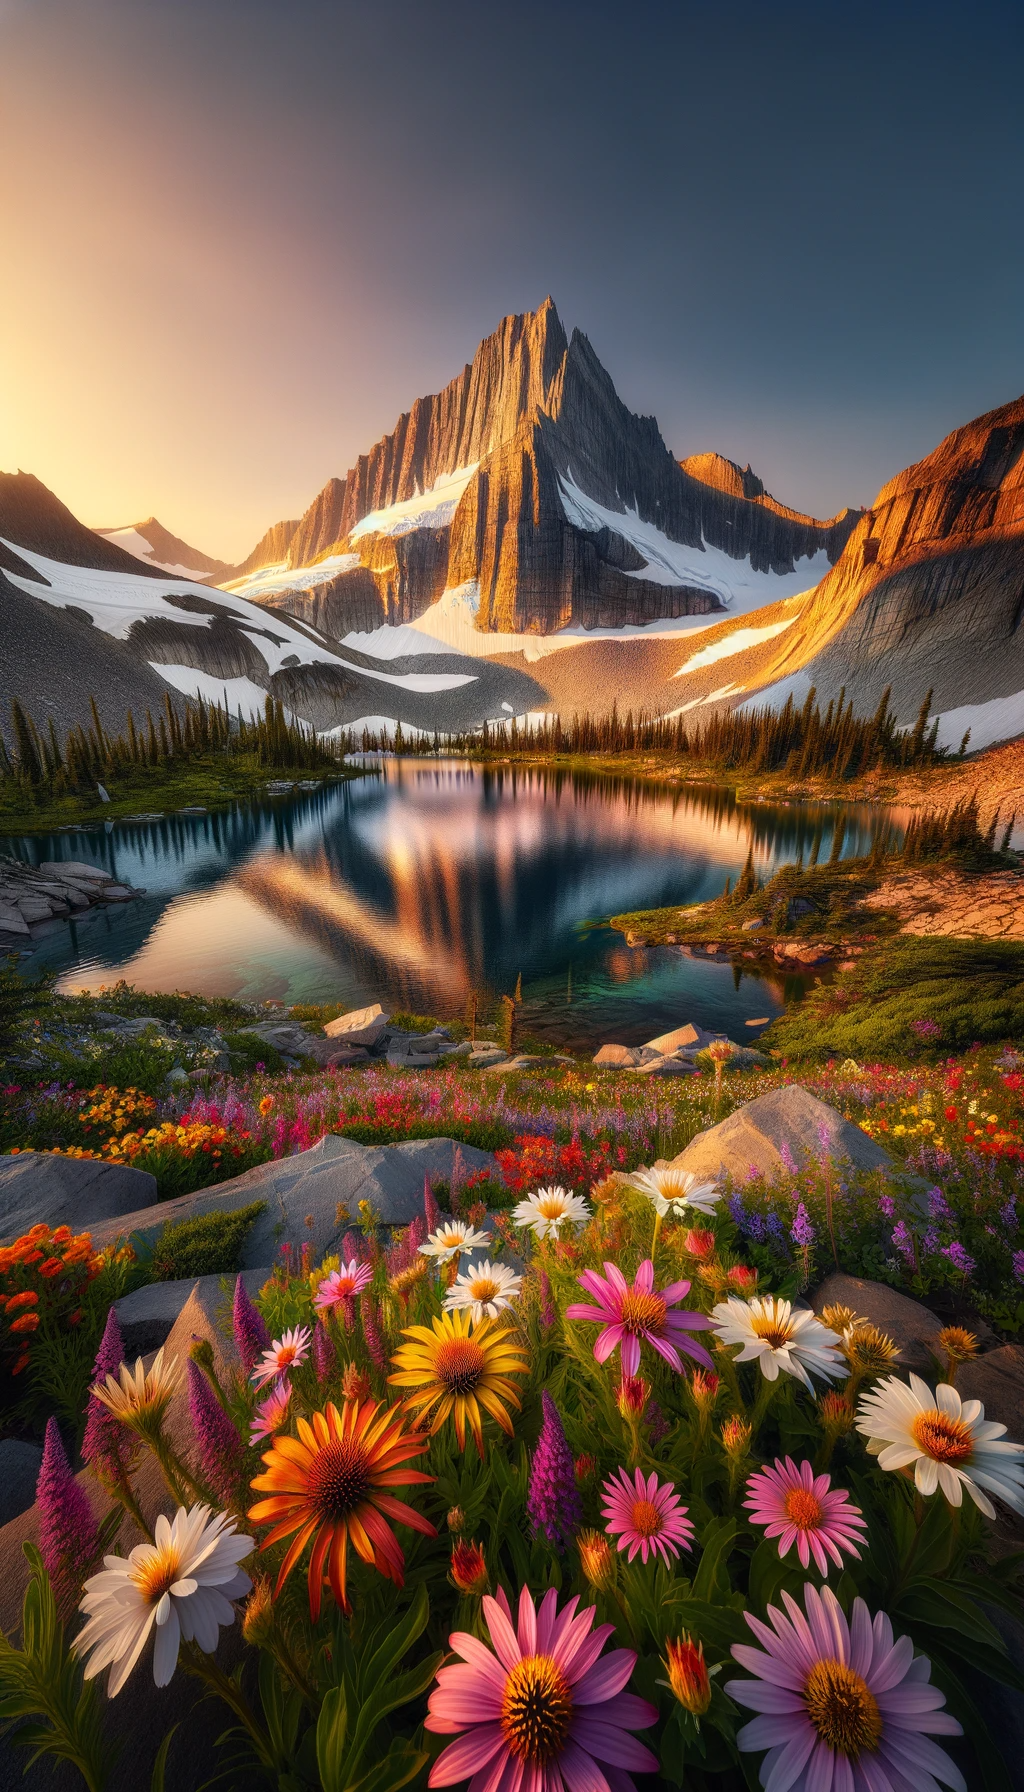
[241,1575,275,1647]
[689,1369,720,1412]
[616,1375,649,1419]
[720,1415,752,1459]
[662,1635,712,1717]
[578,1528,615,1592]
[727,1263,758,1292]
[446,1505,467,1534]
[450,1538,488,1595]
[574,1452,598,1483]
[340,1362,372,1402]
[683,1228,716,1260]
[817,1390,855,1438]
[937,1324,978,1364]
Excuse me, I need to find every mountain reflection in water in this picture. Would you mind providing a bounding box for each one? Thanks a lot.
[14,760,899,1049]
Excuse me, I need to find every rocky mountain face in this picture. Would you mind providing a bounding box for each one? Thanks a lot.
[233,300,857,635]
[0,473,167,581]
[752,395,1024,722]
[95,518,235,584]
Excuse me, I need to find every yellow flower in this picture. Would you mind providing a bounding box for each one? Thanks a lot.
[91,1349,182,1441]
[388,1310,529,1454]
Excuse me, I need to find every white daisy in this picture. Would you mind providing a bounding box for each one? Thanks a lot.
[251,1325,311,1389]
[418,1222,492,1264]
[711,1295,845,1391]
[75,1505,252,1696]
[443,1258,523,1322]
[856,1373,1024,1517]
[90,1348,182,1439]
[629,1165,721,1219]
[512,1185,591,1239]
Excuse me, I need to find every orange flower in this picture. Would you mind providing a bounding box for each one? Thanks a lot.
[9,1313,40,1334]
[259,1095,275,1116]
[662,1634,712,1716]
[248,1398,436,1619]
[5,1290,39,1311]
[450,1537,488,1595]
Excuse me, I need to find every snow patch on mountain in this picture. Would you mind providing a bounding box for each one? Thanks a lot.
[557,474,831,605]
[150,667,283,721]
[933,690,1024,753]
[99,527,210,581]
[672,616,799,677]
[223,554,362,600]
[348,464,479,541]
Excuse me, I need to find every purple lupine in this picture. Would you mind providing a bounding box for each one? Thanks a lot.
[424,1175,441,1235]
[791,1203,815,1247]
[187,1359,243,1503]
[929,1187,953,1221]
[342,1230,366,1263]
[527,1390,581,1553]
[360,1293,387,1371]
[1013,1250,1024,1283]
[538,1271,555,1330]
[233,1274,270,1375]
[879,1194,896,1217]
[313,1319,337,1382]
[942,1241,975,1277]
[891,1220,916,1266]
[779,1140,798,1175]
[37,1417,99,1620]
[645,1396,670,1445]
[406,1214,427,1254]
[81,1307,137,1485]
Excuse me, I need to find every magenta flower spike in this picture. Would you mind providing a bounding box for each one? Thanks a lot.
[567,1259,713,1376]
[424,1175,441,1236]
[232,1274,270,1375]
[81,1307,137,1485]
[187,1359,243,1503]
[37,1417,99,1620]
[527,1390,582,1551]
[312,1319,337,1382]
[360,1292,387,1371]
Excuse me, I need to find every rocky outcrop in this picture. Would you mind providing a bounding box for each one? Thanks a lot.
[754,395,1024,721]
[0,472,166,578]
[234,300,857,638]
[681,452,860,563]
[232,513,300,577]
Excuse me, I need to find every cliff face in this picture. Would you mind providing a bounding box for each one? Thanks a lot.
[233,515,300,578]
[234,300,856,636]
[754,395,1024,719]
[0,473,168,579]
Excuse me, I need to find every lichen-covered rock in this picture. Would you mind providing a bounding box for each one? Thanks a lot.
[671,1084,894,1184]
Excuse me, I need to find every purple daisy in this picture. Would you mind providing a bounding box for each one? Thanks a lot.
[601,1465,695,1566]
[743,1457,868,1577]
[726,1582,965,1792]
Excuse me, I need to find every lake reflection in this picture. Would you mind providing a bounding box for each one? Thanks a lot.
[11,762,896,1048]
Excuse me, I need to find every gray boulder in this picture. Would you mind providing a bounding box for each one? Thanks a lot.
[88,1133,497,1265]
[468,1047,508,1068]
[323,1002,390,1048]
[671,1084,894,1184]
[112,1267,270,1357]
[811,1272,942,1374]
[0,1152,158,1241]
[958,1344,1024,1439]
[0,1440,42,1525]
[646,1021,729,1055]
[635,1056,698,1077]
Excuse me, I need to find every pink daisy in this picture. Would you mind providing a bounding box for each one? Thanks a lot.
[566,1258,713,1377]
[249,1379,291,1444]
[425,1583,658,1792]
[601,1466,695,1565]
[313,1260,373,1315]
[726,1582,965,1792]
[251,1325,311,1389]
[743,1457,868,1577]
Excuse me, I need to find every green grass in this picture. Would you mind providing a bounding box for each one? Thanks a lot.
[764,936,1024,1059]
[611,857,895,946]
[144,1202,267,1280]
[0,752,358,835]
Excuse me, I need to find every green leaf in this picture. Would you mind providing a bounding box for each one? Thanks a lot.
[359,1584,429,1697]
[746,1538,805,1615]
[150,1726,178,1792]
[691,1518,738,1602]
[895,1581,1004,1648]
[670,1600,748,1655]
[351,1741,430,1792]
[316,1684,350,1792]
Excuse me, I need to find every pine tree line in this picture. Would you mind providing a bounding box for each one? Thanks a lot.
[0,691,342,797]
[356,686,953,779]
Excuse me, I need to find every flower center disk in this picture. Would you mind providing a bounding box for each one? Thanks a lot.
[784,1487,823,1530]
[500,1653,574,1764]
[752,1315,793,1350]
[132,1543,182,1607]
[911,1409,974,1464]
[305,1438,371,1518]
[803,1660,882,1760]
[470,1278,499,1302]
[629,1497,663,1538]
[434,1337,486,1395]
[619,1291,667,1335]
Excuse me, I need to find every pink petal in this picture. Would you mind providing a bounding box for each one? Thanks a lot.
[566,1304,612,1324]
[428,1725,506,1785]
[483,1594,522,1671]
[574,1649,637,1705]
[517,1586,538,1654]
[646,1334,684,1372]
[659,1278,692,1305]
[634,1260,654,1293]
[569,1720,658,1772]
[446,1633,509,1693]
[593,1691,658,1730]
[602,1262,629,1295]
[558,1739,612,1792]
[619,1334,640,1376]
[535,1586,562,1655]
[594,1327,624,1365]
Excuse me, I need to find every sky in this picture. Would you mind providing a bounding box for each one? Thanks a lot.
[1,0,1022,562]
